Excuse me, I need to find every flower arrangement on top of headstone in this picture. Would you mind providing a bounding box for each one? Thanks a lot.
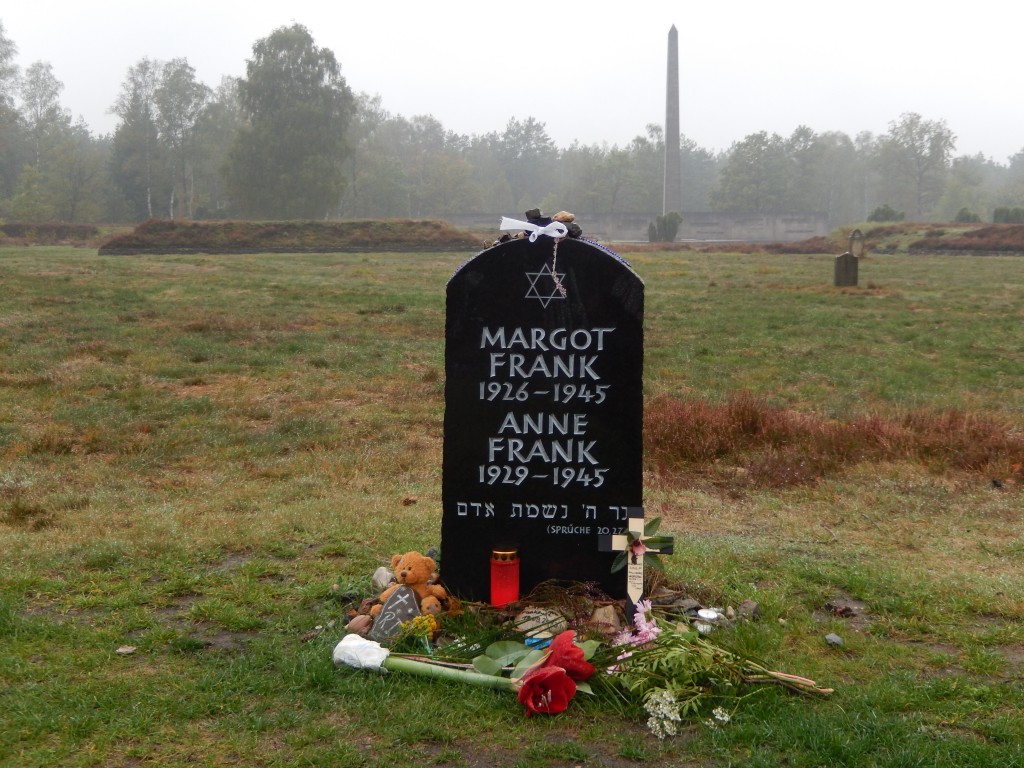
[441,209,645,604]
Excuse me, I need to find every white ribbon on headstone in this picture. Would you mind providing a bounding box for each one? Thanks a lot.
[499,216,569,242]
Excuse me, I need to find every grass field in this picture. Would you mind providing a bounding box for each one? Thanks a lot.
[1,245,1023,767]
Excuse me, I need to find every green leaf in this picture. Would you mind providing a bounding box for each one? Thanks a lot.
[575,681,594,695]
[579,639,602,660]
[485,640,527,660]
[477,640,533,669]
[644,536,674,551]
[472,655,503,676]
[611,550,628,573]
[644,517,662,537]
[511,649,548,681]
[646,554,665,572]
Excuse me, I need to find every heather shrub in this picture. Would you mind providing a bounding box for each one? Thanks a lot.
[0,222,100,243]
[97,218,481,254]
[648,212,683,243]
[645,393,1024,489]
[993,206,1024,223]
[909,224,1024,253]
[867,204,905,222]
[954,208,981,223]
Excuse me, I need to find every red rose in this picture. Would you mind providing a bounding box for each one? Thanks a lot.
[517,666,576,716]
[544,630,596,682]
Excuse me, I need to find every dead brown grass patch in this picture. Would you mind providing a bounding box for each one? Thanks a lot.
[910,224,1024,254]
[97,218,482,254]
[645,391,1024,490]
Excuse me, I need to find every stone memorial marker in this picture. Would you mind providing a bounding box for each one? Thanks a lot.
[369,585,420,642]
[441,218,644,602]
[834,228,864,287]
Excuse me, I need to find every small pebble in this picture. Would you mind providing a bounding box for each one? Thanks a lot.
[738,600,763,620]
[372,567,394,591]
[825,633,845,648]
[116,645,137,656]
[589,604,621,631]
[346,614,373,636]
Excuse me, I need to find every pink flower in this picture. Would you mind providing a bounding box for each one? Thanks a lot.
[612,600,662,647]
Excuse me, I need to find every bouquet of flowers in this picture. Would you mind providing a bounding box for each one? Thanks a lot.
[333,598,831,735]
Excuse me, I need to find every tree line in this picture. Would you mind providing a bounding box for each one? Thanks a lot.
[3,20,1024,228]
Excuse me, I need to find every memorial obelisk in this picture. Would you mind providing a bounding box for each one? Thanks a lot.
[663,25,682,215]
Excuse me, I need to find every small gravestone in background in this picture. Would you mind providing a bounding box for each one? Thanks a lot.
[441,217,645,603]
[834,228,864,287]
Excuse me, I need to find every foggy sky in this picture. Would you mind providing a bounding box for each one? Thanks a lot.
[4,1,1022,162]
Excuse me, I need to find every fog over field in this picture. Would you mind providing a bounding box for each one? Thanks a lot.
[3,0,1023,160]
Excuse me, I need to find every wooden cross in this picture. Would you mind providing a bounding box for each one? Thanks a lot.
[598,508,674,619]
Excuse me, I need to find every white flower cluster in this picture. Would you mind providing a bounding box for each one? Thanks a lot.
[704,707,732,728]
[643,688,682,739]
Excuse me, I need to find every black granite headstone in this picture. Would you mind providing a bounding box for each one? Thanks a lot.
[441,235,644,601]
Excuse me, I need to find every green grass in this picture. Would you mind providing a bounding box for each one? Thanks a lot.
[636,250,1024,415]
[1,246,1023,767]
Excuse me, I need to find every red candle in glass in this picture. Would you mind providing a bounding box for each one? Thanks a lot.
[490,549,519,607]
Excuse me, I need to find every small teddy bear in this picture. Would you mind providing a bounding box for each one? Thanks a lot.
[370,551,448,617]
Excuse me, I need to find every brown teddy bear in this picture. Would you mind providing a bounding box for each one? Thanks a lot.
[370,551,448,617]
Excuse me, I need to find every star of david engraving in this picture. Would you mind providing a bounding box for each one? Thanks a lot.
[524,263,567,308]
